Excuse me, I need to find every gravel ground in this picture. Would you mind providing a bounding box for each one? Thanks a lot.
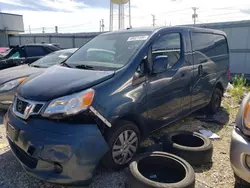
[0,95,237,188]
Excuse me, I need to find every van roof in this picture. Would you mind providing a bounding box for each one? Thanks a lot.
[103,26,226,36]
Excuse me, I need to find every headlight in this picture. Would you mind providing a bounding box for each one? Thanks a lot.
[244,102,250,129]
[0,78,25,92]
[43,88,95,116]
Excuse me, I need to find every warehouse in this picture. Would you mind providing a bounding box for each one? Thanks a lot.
[0,12,24,47]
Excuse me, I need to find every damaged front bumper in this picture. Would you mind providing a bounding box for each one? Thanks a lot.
[4,109,109,185]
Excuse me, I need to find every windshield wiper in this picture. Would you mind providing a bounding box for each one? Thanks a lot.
[30,64,42,68]
[61,61,71,68]
[75,64,94,70]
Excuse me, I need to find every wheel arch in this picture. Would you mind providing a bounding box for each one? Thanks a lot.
[112,113,148,138]
[215,81,224,94]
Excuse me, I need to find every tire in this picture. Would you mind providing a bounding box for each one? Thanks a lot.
[206,88,223,114]
[126,152,195,188]
[102,120,140,169]
[162,131,213,166]
[234,173,250,188]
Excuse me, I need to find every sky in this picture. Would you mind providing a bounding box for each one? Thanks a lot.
[1,0,250,33]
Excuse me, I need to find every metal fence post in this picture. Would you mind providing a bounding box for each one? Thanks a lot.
[72,36,75,48]
[19,35,21,45]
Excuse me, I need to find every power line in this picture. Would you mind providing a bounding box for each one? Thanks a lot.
[197,4,250,13]
[160,8,190,15]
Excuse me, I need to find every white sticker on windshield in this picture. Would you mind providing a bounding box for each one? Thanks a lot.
[127,36,149,42]
[58,55,68,58]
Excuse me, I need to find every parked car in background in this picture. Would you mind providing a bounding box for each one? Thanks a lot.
[230,93,250,186]
[0,44,61,70]
[0,48,77,110]
[4,26,229,185]
[0,47,9,54]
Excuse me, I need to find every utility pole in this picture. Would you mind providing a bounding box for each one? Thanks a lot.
[101,19,105,32]
[151,14,156,26]
[128,0,132,28]
[55,26,58,33]
[42,27,45,33]
[192,7,198,25]
[29,25,31,34]
[100,19,105,32]
[99,20,102,32]
[109,0,113,31]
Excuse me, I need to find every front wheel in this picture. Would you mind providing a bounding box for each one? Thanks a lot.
[234,174,250,188]
[205,88,222,114]
[102,120,141,169]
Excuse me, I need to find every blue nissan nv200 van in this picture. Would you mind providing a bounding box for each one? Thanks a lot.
[4,26,229,185]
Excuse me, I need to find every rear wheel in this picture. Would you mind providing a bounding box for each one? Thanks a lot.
[102,120,140,169]
[206,88,223,114]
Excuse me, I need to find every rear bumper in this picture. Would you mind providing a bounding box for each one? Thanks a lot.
[4,109,109,185]
[230,128,250,183]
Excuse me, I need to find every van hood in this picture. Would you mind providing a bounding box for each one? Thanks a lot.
[17,65,115,101]
[0,64,45,85]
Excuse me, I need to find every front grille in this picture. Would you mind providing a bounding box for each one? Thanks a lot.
[16,98,29,114]
[13,96,45,119]
[9,140,38,169]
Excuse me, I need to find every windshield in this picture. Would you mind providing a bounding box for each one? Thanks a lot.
[31,50,75,68]
[9,51,20,59]
[65,32,151,70]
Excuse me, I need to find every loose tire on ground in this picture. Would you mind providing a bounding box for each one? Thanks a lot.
[102,120,140,169]
[162,131,213,166]
[126,152,195,188]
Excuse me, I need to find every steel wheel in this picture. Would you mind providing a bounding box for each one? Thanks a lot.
[214,94,221,110]
[112,130,139,165]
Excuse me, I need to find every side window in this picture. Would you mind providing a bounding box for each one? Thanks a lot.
[213,34,229,56]
[152,33,182,68]
[25,46,47,57]
[192,33,215,64]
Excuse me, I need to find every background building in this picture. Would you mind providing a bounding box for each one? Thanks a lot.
[5,17,250,79]
[0,12,24,47]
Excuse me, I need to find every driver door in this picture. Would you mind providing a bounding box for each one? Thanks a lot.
[146,31,192,129]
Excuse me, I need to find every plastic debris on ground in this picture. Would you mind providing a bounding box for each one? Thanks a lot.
[199,129,220,139]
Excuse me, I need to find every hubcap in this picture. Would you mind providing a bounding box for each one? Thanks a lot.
[112,130,138,165]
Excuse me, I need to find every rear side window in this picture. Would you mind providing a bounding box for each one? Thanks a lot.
[25,46,47,57]
[213,34,228,56]
[192,32,228,65]
[152,33,182,68]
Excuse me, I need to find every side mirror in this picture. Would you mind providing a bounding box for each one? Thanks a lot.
[152,55,169,74]
[134,60,145,79]
[13,57,25,64]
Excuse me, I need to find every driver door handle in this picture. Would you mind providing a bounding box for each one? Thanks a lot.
[198,65,203,76]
